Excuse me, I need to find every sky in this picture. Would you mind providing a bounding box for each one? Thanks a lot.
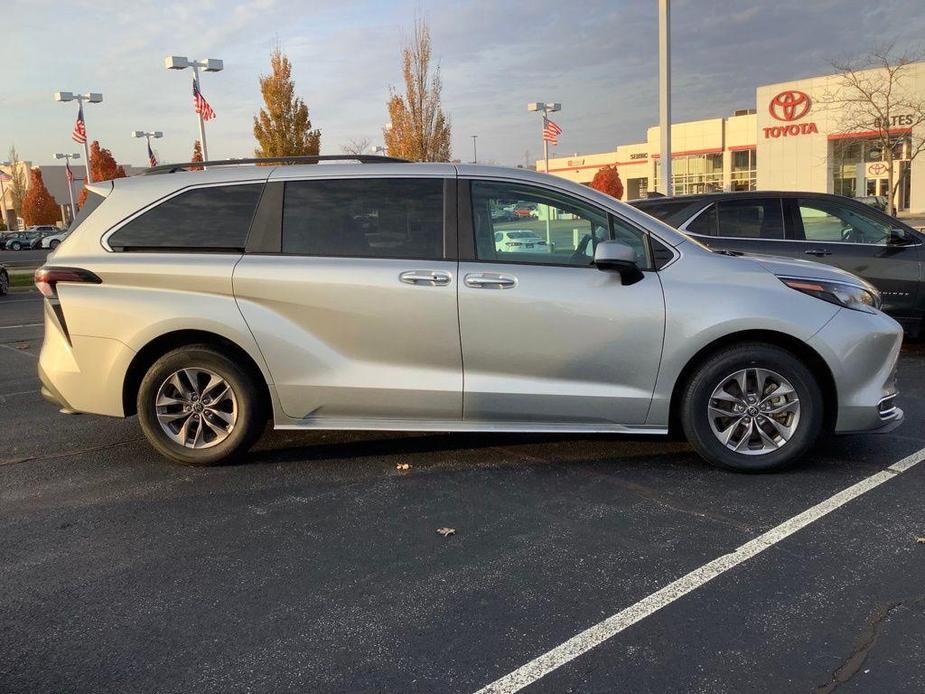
[4,0,925,169]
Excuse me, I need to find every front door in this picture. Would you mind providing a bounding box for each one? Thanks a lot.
[786,197,922,319]
[234,176,463,423]
[457,179,666,427]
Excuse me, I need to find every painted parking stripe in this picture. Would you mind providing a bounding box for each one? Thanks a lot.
[474,446,925,694]
[0,323,42,330]
[0,343,37,359]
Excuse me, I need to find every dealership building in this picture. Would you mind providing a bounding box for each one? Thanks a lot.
[541,62,925,213]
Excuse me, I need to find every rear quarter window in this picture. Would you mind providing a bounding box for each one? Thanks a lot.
[108,184,262,251]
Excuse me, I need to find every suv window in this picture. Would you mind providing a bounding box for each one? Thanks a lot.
[716,198,784,239]
[282,178,443,259]
[796,198,892,244]
[633,200,694,225]
[109,184,262,251]
[685,203,717,235]
[472,181,637,267]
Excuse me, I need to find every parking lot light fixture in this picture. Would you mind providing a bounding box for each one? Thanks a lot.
[164,55,223,164]
[132,130,164,167]
[54,152,81,219]
[54,90,103,183]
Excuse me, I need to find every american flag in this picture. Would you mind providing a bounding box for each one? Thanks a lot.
[193,79,216,121]
[65,158,74,184]
[0,170,11,183]
[72,102,87,144]
[147,140,158,168]
[543,118,562,145]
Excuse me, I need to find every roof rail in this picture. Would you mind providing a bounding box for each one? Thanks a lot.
[143,154,411,175]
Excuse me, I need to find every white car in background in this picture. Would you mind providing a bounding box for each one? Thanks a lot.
[40,230,70,250]
[494,229,551,253]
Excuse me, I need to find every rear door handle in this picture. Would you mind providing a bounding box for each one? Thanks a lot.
[399,270,451,286]
[804,249,832,257]
[464,272,517,289]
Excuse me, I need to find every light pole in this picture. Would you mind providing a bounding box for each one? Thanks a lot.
[471,135,478,164]
[132,130,164,167]
[527,102,561,175]
[165,56,223,163]
[54,91,102,183]
[658,0,672,195]
[54,153,80,220]
[0,160,12,230]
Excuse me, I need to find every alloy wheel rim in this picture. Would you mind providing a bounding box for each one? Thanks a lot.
[155,368,237,449]
[707,367,800,456]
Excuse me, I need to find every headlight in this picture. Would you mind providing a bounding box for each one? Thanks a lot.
[779,276,881,313]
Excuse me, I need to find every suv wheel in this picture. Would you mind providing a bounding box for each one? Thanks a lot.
[0,271,8,295]
[137,345,266,465]
[680,343,823,472]
[49,239,60,249]
[10,241,21,251]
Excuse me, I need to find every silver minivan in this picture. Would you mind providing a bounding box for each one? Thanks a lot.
[36,157,903,471]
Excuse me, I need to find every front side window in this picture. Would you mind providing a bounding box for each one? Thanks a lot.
[797,199,892,244]
[472,181,622,267]
[109,184,262,251]
[716,198,784,239]
[282,178,443,259]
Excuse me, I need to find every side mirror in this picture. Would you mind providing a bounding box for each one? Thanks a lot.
[888,227,913,246]
[594,240,644,285]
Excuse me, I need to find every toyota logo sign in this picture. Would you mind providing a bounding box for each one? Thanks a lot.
[769,90,811,121]
[868,162,889,176]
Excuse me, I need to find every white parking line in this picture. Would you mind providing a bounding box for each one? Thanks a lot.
[0,323,42,330]
[0,343,37,359]
[474,446,925,694]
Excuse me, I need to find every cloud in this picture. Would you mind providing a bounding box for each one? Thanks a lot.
[3,0,925,167]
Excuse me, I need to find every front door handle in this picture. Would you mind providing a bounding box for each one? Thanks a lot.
[399,270,451,286]
[804,249,832,257]
[464,272,517,289]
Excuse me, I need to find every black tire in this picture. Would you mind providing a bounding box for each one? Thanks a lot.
[137,345,266,465]
[680,343,823,472]
[49,239,60,249]
[0,271,8,296]
[10,242,21,251]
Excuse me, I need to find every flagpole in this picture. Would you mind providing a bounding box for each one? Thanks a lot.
[79,99,93,184]
[543,116,549,174]
[193,66,209,165]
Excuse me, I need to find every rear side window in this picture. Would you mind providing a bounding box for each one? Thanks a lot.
[109,184,262,251]
[685,204,717,235]
[716,199,784,239]
[282,178,443,259]
[632,200,693,224]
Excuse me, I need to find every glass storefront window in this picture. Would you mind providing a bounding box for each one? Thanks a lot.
[654,153,723,195]
[730,149,757,191]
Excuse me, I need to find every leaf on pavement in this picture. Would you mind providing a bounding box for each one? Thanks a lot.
[436,527,456,537]
[396,463,411,471]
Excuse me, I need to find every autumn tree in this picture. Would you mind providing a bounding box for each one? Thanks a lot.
[821,44,925,216]
[253,46,321,158]
[22,169,61,226]
[77,141,127,207]
[383,16,451,162]
[6,145,28,225]
[190,140,204,171]
[590,165,624,200]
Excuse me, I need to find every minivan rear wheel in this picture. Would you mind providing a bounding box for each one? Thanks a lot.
[680,343,823,472]
[137,345,266,465]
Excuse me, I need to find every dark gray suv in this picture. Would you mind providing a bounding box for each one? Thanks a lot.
[631,191,924,336]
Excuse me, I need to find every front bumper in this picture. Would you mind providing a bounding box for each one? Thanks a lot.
[808,308,903,434]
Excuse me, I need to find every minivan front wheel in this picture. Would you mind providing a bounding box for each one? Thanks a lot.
[137,345,265,465]
[680,343,823,472]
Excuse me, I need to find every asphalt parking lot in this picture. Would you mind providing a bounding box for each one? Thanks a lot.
[1,291,923,693]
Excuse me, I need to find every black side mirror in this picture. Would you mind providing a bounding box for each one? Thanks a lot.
[593,240,644,285]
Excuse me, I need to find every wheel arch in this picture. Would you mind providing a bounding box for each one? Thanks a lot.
[667,329,837,435]
[122,329,272,418]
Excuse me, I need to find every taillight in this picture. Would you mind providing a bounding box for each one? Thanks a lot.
[34,266,101,299]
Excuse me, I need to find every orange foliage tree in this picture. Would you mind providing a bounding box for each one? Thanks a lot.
[190,140,204,170]
[22,169,61,225]
[77,141,127,207]
[590,164,624,200]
